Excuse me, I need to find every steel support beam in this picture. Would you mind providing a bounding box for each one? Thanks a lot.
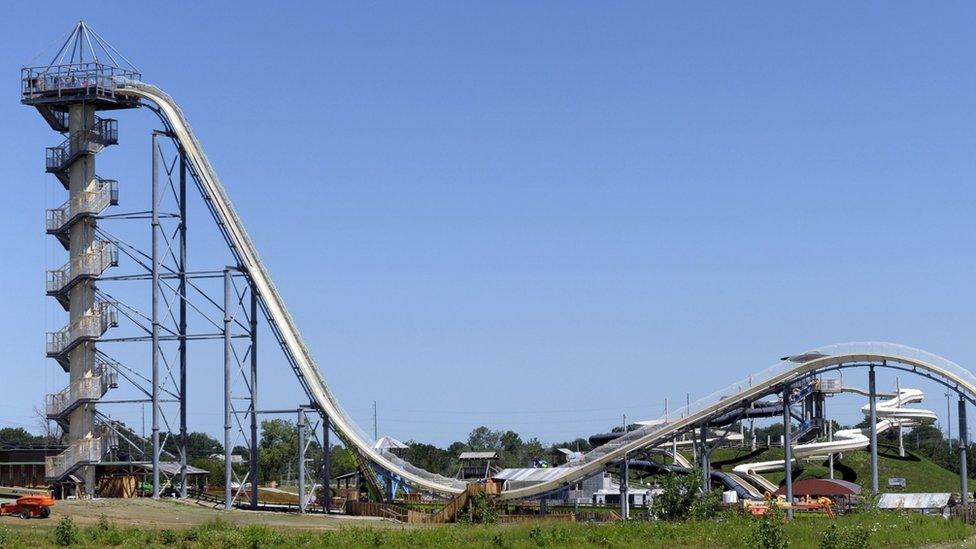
[178,147,188,499]
[869,365,879,495]
[322,412,331,513]
[897,377,905,458]
[619,452,629,520]
[249,286,259,510]
[783,384,793,519]
[151,132,161,499]
[223,268,233,510]
[298,408,306,514]
[959,395,969,506]
[700,425,709,493]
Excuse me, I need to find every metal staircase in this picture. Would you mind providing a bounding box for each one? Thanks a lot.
[45,425,118,481]
[45,116,117,188]
[45,300,118,371]
[45,360,118,427]
[45,241,118,309]
[46,178,118,249]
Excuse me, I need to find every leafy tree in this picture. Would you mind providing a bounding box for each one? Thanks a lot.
[257,419,314,483]
[0,428,45,447]
[467,426,502,452]
[403,441,455,476]
[447,441,468,455]
[162,431,223,461]
[328,444,357,478]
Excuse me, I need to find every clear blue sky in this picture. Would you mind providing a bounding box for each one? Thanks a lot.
[1,3,975,447]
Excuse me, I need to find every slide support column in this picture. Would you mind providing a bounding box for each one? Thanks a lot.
[223,268,233,510]
[783,383,793,520]
[959,395,969,506]
[869,365,879,495]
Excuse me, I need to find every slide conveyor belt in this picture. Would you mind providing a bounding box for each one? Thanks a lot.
[115,79,976,501]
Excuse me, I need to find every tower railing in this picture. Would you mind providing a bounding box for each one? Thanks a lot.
[45,425,117,480]
[45,361,117,420]
[22,63,140,103]
[46,241,118,295]
[46,179,119,233]
[46,300,118,357]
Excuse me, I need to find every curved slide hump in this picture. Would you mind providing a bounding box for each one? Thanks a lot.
[113,80,976,502]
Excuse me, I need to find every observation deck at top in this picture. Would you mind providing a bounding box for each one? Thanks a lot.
[22,63,141,110]
[21,22,141,111]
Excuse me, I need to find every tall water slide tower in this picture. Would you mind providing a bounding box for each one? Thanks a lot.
[23,22,140,495]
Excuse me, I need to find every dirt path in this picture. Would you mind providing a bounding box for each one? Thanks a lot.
[0,498,401,531]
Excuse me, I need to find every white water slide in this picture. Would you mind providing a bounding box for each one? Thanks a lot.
[732,388,937,493]
[115,79,976,501]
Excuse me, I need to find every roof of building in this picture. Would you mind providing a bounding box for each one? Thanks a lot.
[774,479,861,497]
[877,493,955,509]
[99,461,209,476]
[459,451,499,460]
[374,436,409,450]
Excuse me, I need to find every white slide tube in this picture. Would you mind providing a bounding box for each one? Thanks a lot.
[113,81,975,502]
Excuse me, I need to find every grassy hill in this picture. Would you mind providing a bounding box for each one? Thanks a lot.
[679,443,972,493]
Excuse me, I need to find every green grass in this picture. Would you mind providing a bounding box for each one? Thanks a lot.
[0,511,969,548]
[688,443,973,493]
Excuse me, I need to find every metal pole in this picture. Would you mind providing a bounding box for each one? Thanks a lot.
[959,395,969,506]
[323,412,331,513]
[828,420,834,479]
[373,401,377,441]
[223,268,233,510]
[298,408,306,514]
[897,377,904,457]
[783,383,793,519]
[947,392,953,454]
[178,147,188,499]
[619,453,629,520]
[249,286,258,510]
[700,425,709,493]
[151,132,161,499]
[869,365,879,495]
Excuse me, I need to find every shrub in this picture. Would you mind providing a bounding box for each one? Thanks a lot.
[689,488,722,520]
[53,516,79,546]
[652,469,703,520]
[819,523,839,549]
[751,509,788,549]
[159,529,178,545]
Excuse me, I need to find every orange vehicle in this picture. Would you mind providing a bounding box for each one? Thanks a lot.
[0,495,55,519]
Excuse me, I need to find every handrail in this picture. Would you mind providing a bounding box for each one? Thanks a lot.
[46,240,118,294]
[46,179,118,232]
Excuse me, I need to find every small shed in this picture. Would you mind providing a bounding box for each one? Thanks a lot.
[877,493,956,518]
[457,451,499,480]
